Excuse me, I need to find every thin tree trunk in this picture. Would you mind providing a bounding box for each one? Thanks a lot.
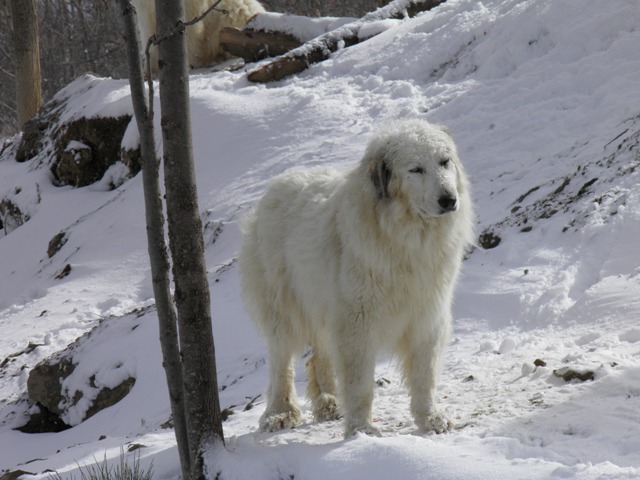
[9,0,42,129]
[117,2,191,478]
[154,1,225,478]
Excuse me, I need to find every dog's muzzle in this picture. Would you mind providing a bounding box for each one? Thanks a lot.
[438,194,458,214]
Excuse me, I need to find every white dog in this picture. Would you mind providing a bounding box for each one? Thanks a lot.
[239,119,474,437]
[132,0,264,74]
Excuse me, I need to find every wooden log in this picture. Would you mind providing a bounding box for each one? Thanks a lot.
[247,27,361,83]
[219,27,302,62]
[247,0,447,83]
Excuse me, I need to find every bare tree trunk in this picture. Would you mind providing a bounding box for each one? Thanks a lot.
[154,1,225,478]
[117,2,191,478]
[9,0,42,129]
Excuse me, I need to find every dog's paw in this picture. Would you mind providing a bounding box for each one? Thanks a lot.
[313,393,341,422]
[259,409,302,432]
[344,422,382,438]
[417,412,453,434]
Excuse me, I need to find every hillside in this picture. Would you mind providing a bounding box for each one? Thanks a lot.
[1,0,640,478]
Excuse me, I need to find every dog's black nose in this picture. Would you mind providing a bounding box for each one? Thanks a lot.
[438,194,458,212]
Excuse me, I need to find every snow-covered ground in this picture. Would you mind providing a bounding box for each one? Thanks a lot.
[2,0,640,478]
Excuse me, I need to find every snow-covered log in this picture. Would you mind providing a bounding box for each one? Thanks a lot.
[247,0,446,83]
[219,12,355,63]
[219,27,302,63]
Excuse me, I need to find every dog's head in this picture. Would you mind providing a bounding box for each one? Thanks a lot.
[366,119,465,218]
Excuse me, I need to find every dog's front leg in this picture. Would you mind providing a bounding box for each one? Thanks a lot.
[400,322,453,434]
[335,314,381,438]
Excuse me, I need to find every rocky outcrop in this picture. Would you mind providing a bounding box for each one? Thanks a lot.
[51,116,140,187]
[0,198,29,235]
[22,315,138,433]
[27,356,77,419]
[0,75,142,237]
[13,74,141,188]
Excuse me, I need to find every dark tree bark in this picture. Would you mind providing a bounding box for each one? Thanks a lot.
[248,0,446,83]
[154,1,224,479]
[9,0,43,128]
[116,2,191,478]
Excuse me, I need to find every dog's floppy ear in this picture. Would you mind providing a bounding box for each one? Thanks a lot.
[369,156,392,200]
[435,124,453,138]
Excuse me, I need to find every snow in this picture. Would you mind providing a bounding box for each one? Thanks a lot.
[2,0,640,478]
[247,12,357,42]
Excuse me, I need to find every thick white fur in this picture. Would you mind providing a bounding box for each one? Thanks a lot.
[239,119,474,437]
[132,0,264,74]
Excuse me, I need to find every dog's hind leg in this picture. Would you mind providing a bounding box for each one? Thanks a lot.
[259,340,302,432]
[306,347,340,422]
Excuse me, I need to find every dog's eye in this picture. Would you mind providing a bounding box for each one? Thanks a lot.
[409,166,425,174]
[439,158,451,168]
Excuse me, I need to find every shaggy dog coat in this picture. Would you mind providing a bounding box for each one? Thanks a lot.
[132,0,264,74]
[239,119,474,437]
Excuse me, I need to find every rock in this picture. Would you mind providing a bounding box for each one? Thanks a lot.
[0,198,29,235]
[47,232,68,258]
[0,470,35,480]
[55,264,72,279]
[478,229,501,249]
[553,367,595,383]
[24,319,137,432]
[52,116,138,187]
[534,358,547,367]
[27,356,76,417]
[14,74,141,188]
[84,377,135,420]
